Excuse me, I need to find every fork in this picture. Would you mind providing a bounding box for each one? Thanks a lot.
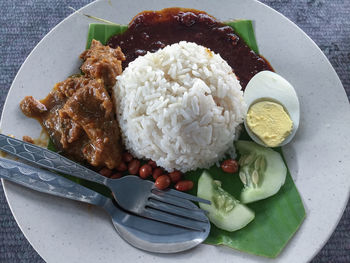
[0,134,210,230]
[0,157,210,252]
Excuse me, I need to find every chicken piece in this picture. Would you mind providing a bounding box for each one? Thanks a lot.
[20,77,90,159]
[60,79,122,169]
[20,40,125,169]
[22,136,34,144]
[80,39,125,88]
[20,96,47,118]
[56,111,83,149]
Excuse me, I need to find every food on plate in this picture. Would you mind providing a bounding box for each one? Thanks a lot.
[80,39,125,88]
[20,40,124,169]
[168,170,182,183]
[152,167,164,180]
[154,174,171,190]
[247,101,293,147]
[236,140,287,203]
[243,71,300,147]
[197,171,255,231]
[127,159,140,174]
[115,41,246,172]
[17,7,305,258]
[220,159,239,173]
[174,180,194,192]
[107,8,273,88]
[139,164,153,179]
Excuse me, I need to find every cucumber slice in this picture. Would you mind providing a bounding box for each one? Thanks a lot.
[236,140,287,204]
[197,171,255,232]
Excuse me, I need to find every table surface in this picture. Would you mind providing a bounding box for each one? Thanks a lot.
[0,0,349,262]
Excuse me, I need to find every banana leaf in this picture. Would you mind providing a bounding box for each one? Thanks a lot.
[225,20,259,54]
[185,131,305,257]
[64,20,305,258]
[86,24,127,49]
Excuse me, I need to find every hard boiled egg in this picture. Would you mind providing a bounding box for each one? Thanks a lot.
[243,71,300,147]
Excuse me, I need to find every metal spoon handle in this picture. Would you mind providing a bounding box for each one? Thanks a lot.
[0,157,108,207]
[0,134,106,185]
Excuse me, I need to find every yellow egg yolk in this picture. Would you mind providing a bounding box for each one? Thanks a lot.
[246,101,293,147]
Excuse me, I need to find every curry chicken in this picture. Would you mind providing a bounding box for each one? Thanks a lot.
[20,40,124,169]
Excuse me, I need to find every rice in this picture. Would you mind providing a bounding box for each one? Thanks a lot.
[114,41,246,172]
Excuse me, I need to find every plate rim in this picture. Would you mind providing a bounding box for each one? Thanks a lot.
[1,0,349,262]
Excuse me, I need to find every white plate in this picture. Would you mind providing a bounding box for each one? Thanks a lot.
[1,0,350,262]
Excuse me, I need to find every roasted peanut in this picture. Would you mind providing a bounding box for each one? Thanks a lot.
[168,171,182,183]
[122,152,133,163]
[128,159,141,175]
[139,164,152,179]
[152,167,164,180]
[99,167,112,177]
[175,180,193,192]
[110,172,123,179]
[155,175,171,190]
[116,162,128,172]
[147,160,157,169]
[221,159,239,173]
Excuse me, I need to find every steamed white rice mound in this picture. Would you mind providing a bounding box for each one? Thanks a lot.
[114,41,246,172]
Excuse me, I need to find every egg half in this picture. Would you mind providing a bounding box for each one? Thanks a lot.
[243,71,300,147]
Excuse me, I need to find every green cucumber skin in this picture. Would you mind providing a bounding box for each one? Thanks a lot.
[198,171,255,232]
[236,141,287,204]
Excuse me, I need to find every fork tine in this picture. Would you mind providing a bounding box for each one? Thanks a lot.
[150,193,210,215]
[141,208,208,231]
[150,192,204,211]
[152,188,211,205]
[147,198,208,222]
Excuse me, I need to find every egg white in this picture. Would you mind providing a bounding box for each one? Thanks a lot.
[243,71,300,147]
